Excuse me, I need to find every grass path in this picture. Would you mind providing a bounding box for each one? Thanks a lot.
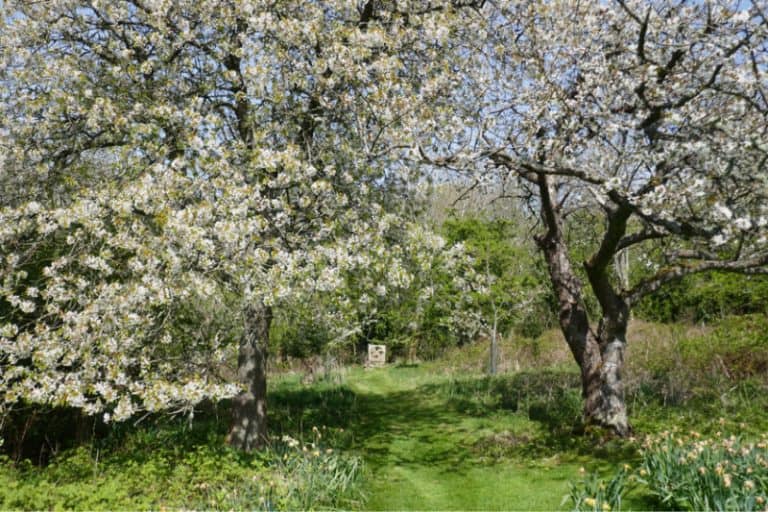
[272,364,654,510]
[343,366,586,510]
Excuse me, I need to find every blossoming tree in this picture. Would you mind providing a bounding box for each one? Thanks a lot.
[0,0,481,450]
[425,0,768,435]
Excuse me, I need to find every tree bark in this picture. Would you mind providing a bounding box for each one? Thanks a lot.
[582,314,630,436]
[227,303,271,451]
[582,203,633,436]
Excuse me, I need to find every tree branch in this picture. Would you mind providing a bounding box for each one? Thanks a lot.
[488,151,604,185]
[616,228,667,251]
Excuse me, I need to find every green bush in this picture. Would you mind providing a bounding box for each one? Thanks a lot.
[636,273,768,323]
[676,315,768,380]
[272,303,335,360]
[443,216,555,340]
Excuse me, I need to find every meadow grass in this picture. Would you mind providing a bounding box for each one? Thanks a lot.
[1,317,766,510]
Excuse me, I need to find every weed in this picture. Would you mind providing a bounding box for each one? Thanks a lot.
[0,418,362,510]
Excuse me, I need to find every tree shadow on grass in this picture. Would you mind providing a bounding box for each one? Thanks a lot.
[267,367,640,473]
[269,378,474,472]
[418,369,642,465]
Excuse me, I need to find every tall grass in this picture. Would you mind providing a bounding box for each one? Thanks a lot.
[566,466,632,512]
[272,429,364,510]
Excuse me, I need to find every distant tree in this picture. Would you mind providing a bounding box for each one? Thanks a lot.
[423,0,768,435]
[443,217,552,341]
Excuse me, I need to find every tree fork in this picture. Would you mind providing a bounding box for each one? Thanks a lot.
[536,174,632,436]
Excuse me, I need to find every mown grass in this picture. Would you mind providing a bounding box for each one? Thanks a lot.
[1,315,766,510]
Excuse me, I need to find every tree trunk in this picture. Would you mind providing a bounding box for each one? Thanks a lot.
[546,259,631,436]
[534,174,631,436]
[582,315,630,436]
[583,213,633,436]
[537,233,623,433]
[614,248,630,292]
[227,303,271,451]
[487,256,498,375]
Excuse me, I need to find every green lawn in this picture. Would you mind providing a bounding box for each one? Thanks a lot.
[350,367,576,510]
[271,365,654,510]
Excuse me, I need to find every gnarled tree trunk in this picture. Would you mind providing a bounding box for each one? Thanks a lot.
[538,233,631,435]
[541,241,631,435]
[536,174,631,436]
[227,304,272,451]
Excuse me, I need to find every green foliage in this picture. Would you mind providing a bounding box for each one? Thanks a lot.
[527,386,583,432]
[559,208,768,326]
[372,269,471,359]
[439,370,581,425]
[676,315,768,380]
[339,226,486,361]
[270,379,360,438]
[638,431,768,511]
[0,417,362,511]
[636,273,768,323]
[267,222,488,363]
[626,315,768,412]
[566,432,768,512]
[273,431,364,510]
[443,216,555,339]
[0,444,270,510]
[3,316,768,510]
[272,302,335,360]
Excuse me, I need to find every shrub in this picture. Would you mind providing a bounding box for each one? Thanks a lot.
[636,273,768,323]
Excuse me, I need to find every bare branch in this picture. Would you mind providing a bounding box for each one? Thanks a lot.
[616,228,667,251]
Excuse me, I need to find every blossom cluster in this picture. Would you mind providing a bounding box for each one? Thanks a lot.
[0,1,481,421]
[438,0,768,282]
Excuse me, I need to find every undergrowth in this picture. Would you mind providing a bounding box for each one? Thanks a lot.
[0,421,362,510]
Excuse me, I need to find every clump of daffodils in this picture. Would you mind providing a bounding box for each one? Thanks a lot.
[639,430,768,511]
[567,465,630,512]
